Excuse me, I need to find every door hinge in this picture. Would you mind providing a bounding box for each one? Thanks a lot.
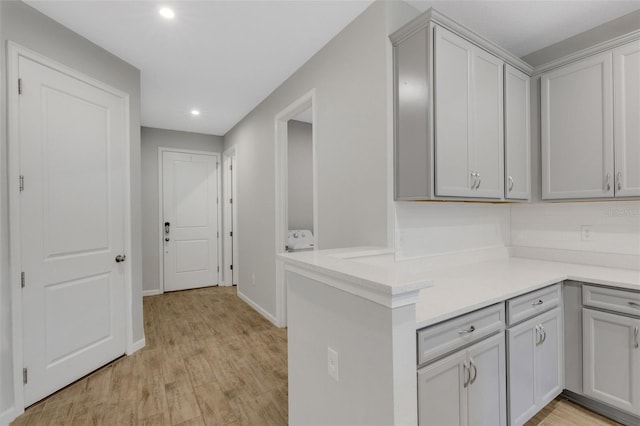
[21,272,25,288]
[217,231,219,238]
[229,198,233,204]
[18,78,23,95]
[23,368,28,384]
[230,231,233,237]
[230,164,233,171]
[230,264,233,270]
[19,175,24,192]
[217,266,219,272]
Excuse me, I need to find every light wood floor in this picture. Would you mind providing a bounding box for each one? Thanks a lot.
[11,286,287,425]
[11,286,619,426]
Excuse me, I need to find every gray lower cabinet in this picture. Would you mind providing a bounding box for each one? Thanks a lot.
[507,307,564,426]
[583,308,640,415]
[418,332,506,426]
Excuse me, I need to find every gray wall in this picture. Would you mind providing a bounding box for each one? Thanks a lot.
[287,120,314,231]
[0,0,142,417]
[141,127,224,294]
[522,9,640,67]
[223,1,389,317]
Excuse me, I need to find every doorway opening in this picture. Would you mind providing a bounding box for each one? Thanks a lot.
[223,146,238,286]
[158,148,222,293]
[274,89,317,327]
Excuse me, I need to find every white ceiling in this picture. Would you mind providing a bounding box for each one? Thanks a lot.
[26,1,640,136]
[26,0,373,136]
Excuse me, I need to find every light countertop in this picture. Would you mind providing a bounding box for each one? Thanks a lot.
[279,246,640,328]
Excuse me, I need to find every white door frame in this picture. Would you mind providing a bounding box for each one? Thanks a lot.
[274,89,318,327]
[7,42,133,413]
[222,146,238,287]
[157,147,222,293]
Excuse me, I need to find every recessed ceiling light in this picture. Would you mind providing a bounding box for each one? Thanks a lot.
[159,7,175,19]
[190,109,200,116]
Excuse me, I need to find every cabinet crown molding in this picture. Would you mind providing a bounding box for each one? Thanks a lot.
[390,7,534,75]
[533,29,640,75]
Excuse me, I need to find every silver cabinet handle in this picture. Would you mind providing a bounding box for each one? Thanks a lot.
[629,302,640,310]
[617,171,622,191]
[540,325,546,344]
[605,172,611,191]
[508,176,514,192]
[469,359,477,385]
[476,173,481,189]
[463,361,470,387]
[458,325,476,335]
[634,326,638,349]
[115,254,127,263]
[535,325,541,345]
[470,172,478,189]
[532,299,544,306]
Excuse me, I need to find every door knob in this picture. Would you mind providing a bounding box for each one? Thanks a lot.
[115,254,127,263]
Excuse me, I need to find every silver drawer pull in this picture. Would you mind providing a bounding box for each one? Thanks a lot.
[531,299,544,306]
[458,325,476,335]
[463,361,470,387]
[629,302,640,310]
[635,326,639,349]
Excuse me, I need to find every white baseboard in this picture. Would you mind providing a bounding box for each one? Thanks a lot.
[237,290,279,327]
[143,289,161,297]
[128,337,146,355]
[0,407,20,426]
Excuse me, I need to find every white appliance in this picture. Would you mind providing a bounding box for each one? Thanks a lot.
[287,229,314,252]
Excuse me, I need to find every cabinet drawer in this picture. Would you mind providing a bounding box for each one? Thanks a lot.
[417,303,505,366]
[583,285,640,317]
[507,283,561,326]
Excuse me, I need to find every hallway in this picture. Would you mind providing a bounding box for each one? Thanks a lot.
[11,287,288,425]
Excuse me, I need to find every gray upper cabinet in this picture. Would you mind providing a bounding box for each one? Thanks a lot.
[504,65,531,200]
[391,9,531,201]
[613,40,640,198]
[541,39,640,200]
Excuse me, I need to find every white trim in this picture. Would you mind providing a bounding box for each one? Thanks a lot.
[128,337,146,355]
[157,147,222,293]
[0,407,20,426]
[222,146,238,287]
[143,289,161,297]
[7,41,133,411]
[274,89,318,328]
[237,290,280,327]
[533,29,640,75]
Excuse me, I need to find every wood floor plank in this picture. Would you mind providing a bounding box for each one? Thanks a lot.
[164,380,201,425]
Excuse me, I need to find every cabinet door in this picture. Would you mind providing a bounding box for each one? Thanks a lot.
[613,40,640,197]
[418,350,468,426]
[471,48,504,199]
[434,26,474,198]
[541,51,614,199]
[507,320,538,425]
[504,64,530,200]
[467,333,507,426]
[535,308,564,407]
[583,308,640,415]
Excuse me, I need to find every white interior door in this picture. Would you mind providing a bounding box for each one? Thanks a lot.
[222,153,236,286]
[162,151,219,292]
[19,55,127,406]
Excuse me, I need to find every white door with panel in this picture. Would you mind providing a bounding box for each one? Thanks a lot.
[507,308,564,426]
[434,26,504,199]
[418,332,506,426]
[583,308,640,415]
[541,52,614,199]
[18,55,127,405]
[162,152,219,292]
[613,40,640,197]
[504,64,530,200]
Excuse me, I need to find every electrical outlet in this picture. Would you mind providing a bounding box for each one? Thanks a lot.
[580,225,593,241]
[327,347,339,382]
